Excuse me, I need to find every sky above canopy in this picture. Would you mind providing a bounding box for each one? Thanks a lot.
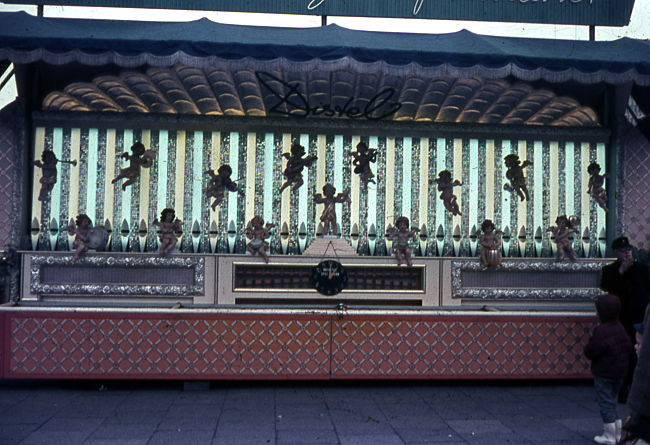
[0,2,648,40]
[0,1,648,109]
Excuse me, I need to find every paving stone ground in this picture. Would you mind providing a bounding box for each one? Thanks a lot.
[0,379,628,445]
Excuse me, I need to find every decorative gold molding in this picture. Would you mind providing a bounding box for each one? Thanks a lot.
[451,258,609,301]
[29,254,205,297]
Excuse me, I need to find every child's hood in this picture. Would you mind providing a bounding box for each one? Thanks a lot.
[596,294,621,322]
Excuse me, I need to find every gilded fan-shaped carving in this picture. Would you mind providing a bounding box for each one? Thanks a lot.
[552,107,599,127]
[393,77,427,121]
[205,68,245,116]
[147,67,200,115]
[43,92,93,112]
[352,72,380,116]
[528,97,581,125]
[63,83,123,112]
[437,78,482,122]
[330,70,356,111]
[283,70,309,117]
[41,64,599,126]
[122,71,175,113]
[175,65,221,115]
[258,69,288,116]
[414,78,454,122]
[367,73,403,120]
[457,79,509,123]
[308,70,331,110]
[233,70,265,116]
[94,75,148,113]
[502,90,555,124]
[479,83,534,124]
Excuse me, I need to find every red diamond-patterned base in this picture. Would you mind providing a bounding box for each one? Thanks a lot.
[0,310,596,380]
[1,312,331,379]
[331,315,594,378]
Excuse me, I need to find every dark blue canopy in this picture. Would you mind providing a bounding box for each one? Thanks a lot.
[0,11,649,87]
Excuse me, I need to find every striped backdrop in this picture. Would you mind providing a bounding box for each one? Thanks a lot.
[31,127,607,258]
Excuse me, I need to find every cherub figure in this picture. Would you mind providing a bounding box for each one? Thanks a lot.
[587,162,608,212]
[33,149,77,201]
[547,215,579,261]
[477,219,503,267]
[279,143,317,193]
[314,183,350,236]
[351,141,377,187]
[68,214,92,260]
[153,208,183,256]
[431,170,462,216]
[503,154,532,202]
[205,165,243,210]
[386,216,419,266]
[244,215,276,263]
[111,142,154,191]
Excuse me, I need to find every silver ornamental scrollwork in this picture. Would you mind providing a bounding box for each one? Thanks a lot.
[451,258,609,301]
[29,254,204,296]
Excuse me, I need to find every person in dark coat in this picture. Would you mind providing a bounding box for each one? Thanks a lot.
[601,236,650,402]
[585,293,634,445]
[622,305,650,444]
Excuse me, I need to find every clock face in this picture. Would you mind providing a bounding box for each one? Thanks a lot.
[311,260,348,296]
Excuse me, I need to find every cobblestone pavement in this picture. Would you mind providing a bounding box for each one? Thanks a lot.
[0,379,627,445]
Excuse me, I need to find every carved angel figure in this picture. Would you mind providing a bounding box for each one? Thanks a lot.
[33,149,77,201]
[547,215,580,261]
[111,142,154,190]
[153,208,183,256]
[432,170,462,216]
[279,143,317,193]
[503,154,532,202]
[68,214,92,260]
[351,141,377,187]
[386,216,419,267]
[314,183,350,237]
[244,215,275,263]
[587,162,608,212]
[205,164,243,210]
[477,219,503,267]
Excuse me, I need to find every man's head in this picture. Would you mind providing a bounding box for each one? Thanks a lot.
[612,236,634,263]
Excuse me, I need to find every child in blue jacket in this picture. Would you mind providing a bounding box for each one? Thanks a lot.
[585,293,634,445]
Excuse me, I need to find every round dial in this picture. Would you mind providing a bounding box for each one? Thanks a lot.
[311,260,348,296]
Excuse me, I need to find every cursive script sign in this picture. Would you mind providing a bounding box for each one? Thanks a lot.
[256,71,402,120]
[309,0,598,17]
[5,0,635,26]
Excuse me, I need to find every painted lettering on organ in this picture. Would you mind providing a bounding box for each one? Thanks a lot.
[256,71,402,120]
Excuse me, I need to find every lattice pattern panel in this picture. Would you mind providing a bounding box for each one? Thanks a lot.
[622,129,650,250]
[5,313,331,378]
[1,311,595,379]
[0,108,18,249]
[331,316,595,378]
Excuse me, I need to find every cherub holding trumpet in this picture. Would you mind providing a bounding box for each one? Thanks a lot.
[33,149,77,201]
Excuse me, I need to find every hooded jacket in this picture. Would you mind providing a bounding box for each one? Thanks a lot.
[584,293,634,378]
